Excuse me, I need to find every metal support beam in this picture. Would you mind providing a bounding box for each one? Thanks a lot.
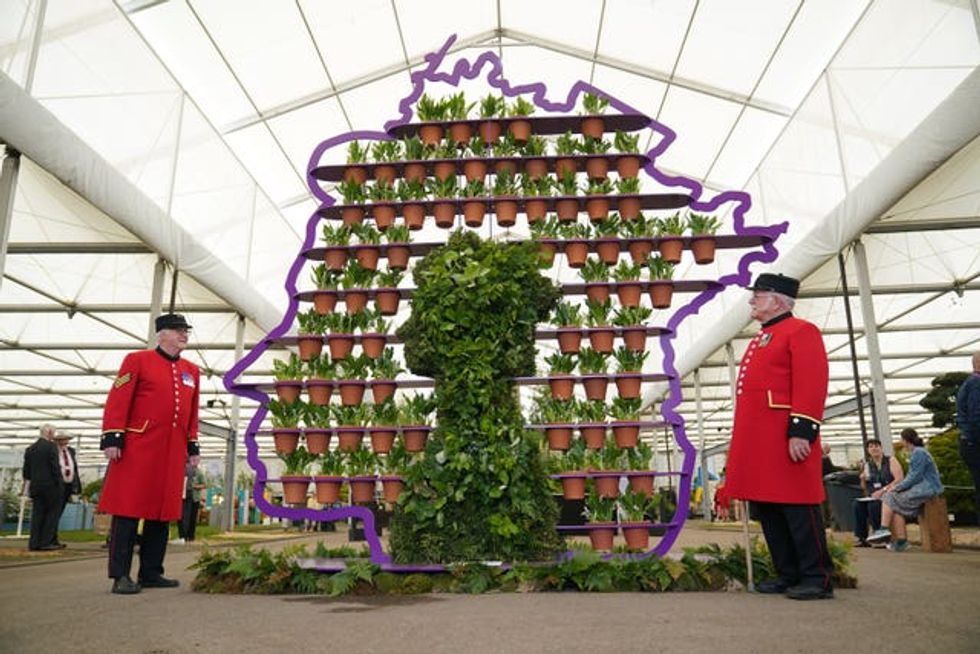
[693,368,712,520]
[223,313,246,531]
[852,239,892,452]
[147,257,166,346]
[5,242,152,254]
[838,251,871,454]
[0,148,21,291]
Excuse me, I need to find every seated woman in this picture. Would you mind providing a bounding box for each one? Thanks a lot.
[853,438,904,546]
[867,428,944,551]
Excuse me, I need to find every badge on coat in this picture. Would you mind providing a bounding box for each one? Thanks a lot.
[113,373,131,389]
[758,333,773,348]
[181,372,195,388]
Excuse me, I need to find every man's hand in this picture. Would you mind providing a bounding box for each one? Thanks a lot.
[190,454,201,468]
[788,437,811,462]
[103,446,121,461]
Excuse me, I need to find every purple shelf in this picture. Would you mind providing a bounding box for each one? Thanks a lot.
[386,113,651,139]
[561,280,722,294]
[527,420,675,430]
[555,521,676,532]
[550,471,684,479]
[514,373,672,385]
[536,326,672,338]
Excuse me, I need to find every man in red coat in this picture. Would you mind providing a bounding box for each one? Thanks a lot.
[726,273,833,600]
[98,313,201,594]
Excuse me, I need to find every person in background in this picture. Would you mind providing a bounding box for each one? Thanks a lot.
[53,432,82,546]
[853,438,903,547]
[98,313,201,594]
[867,428,944,551]
[22,424,65,551]
[174,459,206,544]
[956,352,980,526]
[821,444,840,476]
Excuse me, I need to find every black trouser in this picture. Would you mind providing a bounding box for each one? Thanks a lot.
[753,501,834,590]
[960,440,980,524]
[853,499,882,542]
[178,497,199,541]
[107,516,169,581]
[28,486,63,550]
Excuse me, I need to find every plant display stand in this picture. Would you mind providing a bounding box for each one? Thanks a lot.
[224,34,785,568]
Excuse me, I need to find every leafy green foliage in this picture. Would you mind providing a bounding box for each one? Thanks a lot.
[920,372,968,428]
[928,427,974,514]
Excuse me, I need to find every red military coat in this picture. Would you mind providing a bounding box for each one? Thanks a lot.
[98,348,200,520]
[726,315,829,504]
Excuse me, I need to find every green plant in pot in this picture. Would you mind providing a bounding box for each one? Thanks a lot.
[584,178,614,222]
[268,398,305,456]
[314,449,345,504]
[555,130,582,158]
[478,93,506,144]
[551,300,584,354]
[333,403,368,452]
[577,347,610,402]
[580,93,609,140]
[556,438,588,500]
[657,211,687,264]
[383,223,412,268]
[625,440,655,497]
[272,354,305,403]
[506,96,535,143]
[583,483,617,551]
[619,487,655,550]
[576,398,608,450]
[647,255,676,309]
[369,397,400,454]
[580,136,612,182]
[366,184,398,230]
[346,446,379,504]
[521,134,548,161]
[305,353,335,407]
[445,91,476,146]
[545,352,577,401]
[340,261,377,315]
[310,264,340,315]
[379,440,410,504]
[278,446,316,504]
[611,260,643,308]
[466,134,487,158]
[461,178,488,228]
[687,212,722,264]
[584,299,615,354]
[620,213,653,263]
[609,396,642,448]
[529,215,561,267]
[588,437,625,499]
[613,347,647,400]
[612,305,652,352]
[427,175,459,228]
[301,402,332,454]
[531,391,575,451]
[336,353,371,406]
[402,135,427,161]
[579,257,610,304]
[295,308,326,362]
[613,130,642,178]
[415,94,448,146]
[397,393,436,452]
[369,347,403,404]
[322,223,352,271]
[615,176,642,221]
[591,212,621,264]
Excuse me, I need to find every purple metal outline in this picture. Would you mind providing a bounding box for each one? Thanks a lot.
[223,33,786,566]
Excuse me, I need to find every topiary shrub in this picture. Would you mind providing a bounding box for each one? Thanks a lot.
[390,230,563,563]
[927,428,974,517]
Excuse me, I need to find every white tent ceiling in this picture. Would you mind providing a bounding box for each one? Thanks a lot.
[1,0,979,466]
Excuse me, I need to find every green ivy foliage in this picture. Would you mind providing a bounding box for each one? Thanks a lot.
[391,230,563,563]
[928,428,974,515]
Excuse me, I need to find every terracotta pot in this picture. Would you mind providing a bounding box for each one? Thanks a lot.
[494,199,518,228]
[373,165,396,187]
[273,429,300,454]
[594,474,620,498]
[615,374,643,399]
[580,424,607,449]
[585,157,608,180]
[345,290,368,314]
[690,236,717,264]
[617,156,641,179]
[305,380,332,406]
[375,289,400,316]
[462,200,486,228]
[462,159,487,183]
[280,476,310,505]
[341,207,365,226]
[386,244,410,270]
[274,382,302,404]
[589,329,615,354]
[381,477,404,504]
[622,524,650,551]
[312,291,337,315]
[370,428,396,454]
[581,116,605,139]
[523,159,547,180]
[556,198,579,222]
[586,197,610,222]
[324,247,348,271]
[433,161,456,182]
[493,159,517,177]
[433,201,456,228]
[545,426,573,451]
[548,376,575,401]
[628,475,654,497]
[372,204,396,231]
[582,376,609,402]
[555,158,577,178]
[361,333,386,359]
[585,283,610,304]
[371,380,396,404]
[616,282,643,308]
[525,198,548,222]
[595,239,620,265]
[403,162,426,184]
[337,428,363,452]
[538,242,557,267]
[618,196,641,221]
[419,124,443,146]
[297,335,323,361]
[561,475,586,500]
[304,429,331,455]
[349,477,376,503]
[658,237,684,264]
[354,246,380,271]
[588,524,615,551]
[649,282,673,309]
[564,241,589,267]
[479,120,501,144]
[402,427,429,452]
[449,122,472,146]
[622,327,647,352]
[612,423,639,448]
[402,203,425,230]
[508,119,531,143]
[338,381,365,406]
[327,334,354,359]
[556,328,582,354]
[343,166,367,184]
[314,476,343,504]
[627,240,653,265]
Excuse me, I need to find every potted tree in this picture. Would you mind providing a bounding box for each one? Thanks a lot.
[615,176,642,221]
[551,300,584,354]
[584,299,615,354]
[335,179,366,226]
[268,398,305,454]
[583,483,617,551]
[321,224,351,272]
[613,347,647,400]
[589,437,625,498]
[304,353,334,406]
[611,260,643,308]
[311,264,340,315]
[370,347,402,404]
[580,92,609,139]
[302,403,332,455]
[360,309,388,359]
[657,212,687,263]
[612,305,652,352]
[544,352,577,401]
[621,213,653,264]
[491,170,519,228]
[578,347,610,402]
[619,488,653,551]
[369,397,399,454]
[478,93,506,144]
[314,449,344,504]
[374,268,403,316]
[383,224,412,270]
[396,179,427,231]
[626,441,655,497]
[279,446,316,504]
[415,94,447,146]
[427,175,458,228]
[340,261,376,315]
[296,308,325,361]
[446,91,475,146]
[580,136,612,180]
[579,257,610,303]
[688,212,721,264]
[461,178,487,228]
[272,354,304,403]
[400,135,427,183]
[613,130,642,178]
[343,140,370,184]
[507,96,535,143]
[336,354,370,406]
[576,398,608,450]
[647,255,675,309]
[554,131,580,177]
[560,221,591,267]
[592,214,621,264]
[345,446,378,504]
[608,396,641,448]
[334,404,367,452]
[399,393,435,452]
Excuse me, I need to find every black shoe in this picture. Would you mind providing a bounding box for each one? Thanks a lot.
[855,540,871,548]
[756,579,793,594]
[138,576,179,588]
[111,577,141,595]
[786,584,833,600]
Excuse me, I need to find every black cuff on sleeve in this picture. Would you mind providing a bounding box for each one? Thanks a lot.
[100,432,124,450]
[787,415,821,443]
[188,441,200,457]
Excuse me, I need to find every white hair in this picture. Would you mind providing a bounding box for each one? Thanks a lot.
[39,423,57,439]
[772,292,795,311]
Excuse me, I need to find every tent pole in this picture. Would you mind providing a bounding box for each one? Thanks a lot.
[223,313,245,531]
[853,238,892,453]
[838,250,871,455]
[0,148,21,292]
